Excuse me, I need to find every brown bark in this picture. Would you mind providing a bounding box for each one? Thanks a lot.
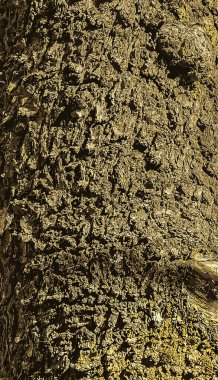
[0,0,217,379]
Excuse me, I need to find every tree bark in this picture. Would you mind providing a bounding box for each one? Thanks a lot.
[0,0,217,379]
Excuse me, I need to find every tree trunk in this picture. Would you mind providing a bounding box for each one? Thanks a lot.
[0,0,217,379]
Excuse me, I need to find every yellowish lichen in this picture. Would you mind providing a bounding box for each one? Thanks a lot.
[203,16,218,48]
[7,82,17,93]
[178,4,192,21]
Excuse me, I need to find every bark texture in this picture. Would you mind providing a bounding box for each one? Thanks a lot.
[0,0,218,379]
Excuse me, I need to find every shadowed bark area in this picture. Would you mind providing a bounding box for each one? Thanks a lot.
[0,0,217,379]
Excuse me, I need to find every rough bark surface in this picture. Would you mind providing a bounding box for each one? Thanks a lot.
[0,0,218,379]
